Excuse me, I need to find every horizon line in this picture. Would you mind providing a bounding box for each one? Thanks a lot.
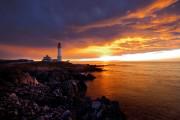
[1,49,180,62]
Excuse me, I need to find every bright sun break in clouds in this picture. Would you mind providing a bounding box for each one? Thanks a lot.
[78,49,180,62]
[78,37,147,56]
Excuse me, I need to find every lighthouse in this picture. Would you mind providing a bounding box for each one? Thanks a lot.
[57,42,62,62]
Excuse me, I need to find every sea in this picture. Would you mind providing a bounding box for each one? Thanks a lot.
[73,61,180,120]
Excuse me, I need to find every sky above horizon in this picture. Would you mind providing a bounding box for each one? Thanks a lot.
[0,0,180,61]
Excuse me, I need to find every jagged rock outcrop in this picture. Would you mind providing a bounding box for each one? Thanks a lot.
[15,72,39,86]
[0,62,126,120]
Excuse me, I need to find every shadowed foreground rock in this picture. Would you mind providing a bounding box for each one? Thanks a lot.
[0,62,126,120]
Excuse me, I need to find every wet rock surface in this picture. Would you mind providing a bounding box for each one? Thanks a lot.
[0,62,126,120]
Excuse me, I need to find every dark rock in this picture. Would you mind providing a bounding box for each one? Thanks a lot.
[0,62,125,120]
[61,110,72,120]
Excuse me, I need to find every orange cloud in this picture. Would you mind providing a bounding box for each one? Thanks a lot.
[127,0,178,18]
[72,35,180,59]
[73,0,178,32]
[0,44,56,60]
[73,37,148,56]
[132,14,180,30]
[151,15,179,24]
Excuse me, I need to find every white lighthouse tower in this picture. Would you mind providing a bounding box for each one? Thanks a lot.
[57,42,62,62]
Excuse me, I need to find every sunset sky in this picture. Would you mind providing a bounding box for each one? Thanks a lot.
[0,0,180,61]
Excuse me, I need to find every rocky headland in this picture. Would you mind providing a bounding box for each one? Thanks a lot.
[0,61,126,120]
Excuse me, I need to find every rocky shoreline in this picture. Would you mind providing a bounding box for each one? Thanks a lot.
[0,62,126,120]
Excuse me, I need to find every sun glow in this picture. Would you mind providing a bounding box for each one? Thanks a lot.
[78,37,148,56]
[79,46,113,56]
[79,49,180,61]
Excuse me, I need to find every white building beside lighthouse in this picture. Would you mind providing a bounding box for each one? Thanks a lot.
[57,42,62,62]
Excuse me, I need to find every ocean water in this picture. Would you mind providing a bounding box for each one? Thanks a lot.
[75,61,180,120]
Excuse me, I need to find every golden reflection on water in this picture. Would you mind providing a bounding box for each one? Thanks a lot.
[85,62,180,120]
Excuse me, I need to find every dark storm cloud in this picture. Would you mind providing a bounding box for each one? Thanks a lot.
[0,0,153,47]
